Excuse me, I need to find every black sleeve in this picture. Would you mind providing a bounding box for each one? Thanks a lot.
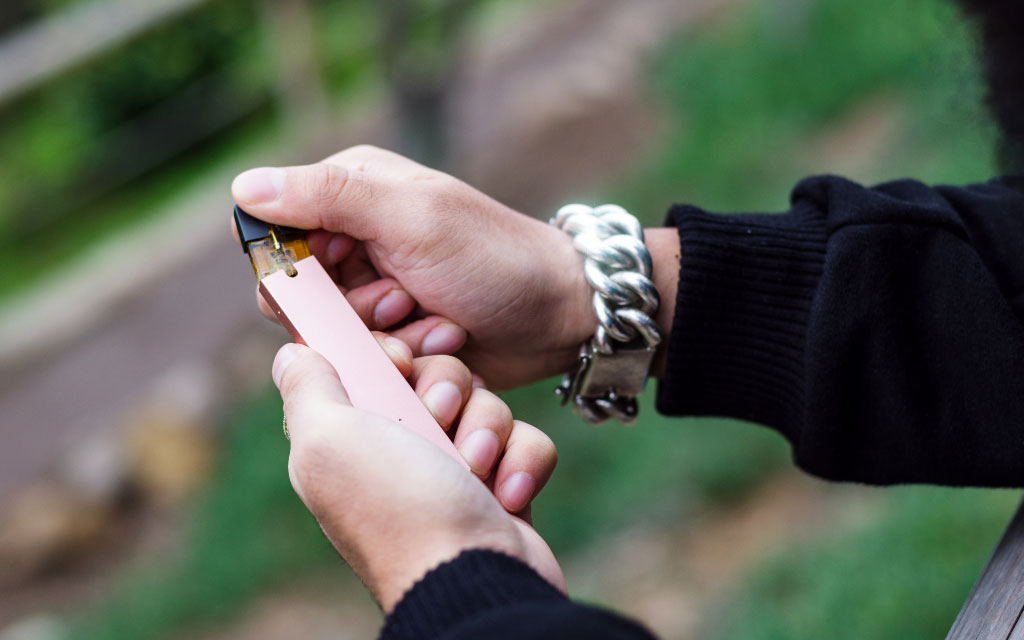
[657,174,1024,486]
[379,550,657,640]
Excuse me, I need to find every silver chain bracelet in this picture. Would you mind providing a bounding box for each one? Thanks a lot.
[550,204,662,425]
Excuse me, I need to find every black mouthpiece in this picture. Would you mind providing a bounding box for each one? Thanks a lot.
[233,205,304,252]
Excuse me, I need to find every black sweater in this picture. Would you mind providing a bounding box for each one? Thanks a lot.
[380,174,1024,640]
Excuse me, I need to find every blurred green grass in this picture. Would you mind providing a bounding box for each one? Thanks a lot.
[704,488,1019,640]
[72,388,333,640]
[615,0,994,220]
[66,0,1009,637]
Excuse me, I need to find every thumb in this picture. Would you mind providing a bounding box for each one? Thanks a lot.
[232,163,382,239]
[274,344,351,437]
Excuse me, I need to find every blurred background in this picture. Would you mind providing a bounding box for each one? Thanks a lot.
[0,0,1015,638]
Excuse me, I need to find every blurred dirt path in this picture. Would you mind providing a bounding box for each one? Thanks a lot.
[0,197,251,502]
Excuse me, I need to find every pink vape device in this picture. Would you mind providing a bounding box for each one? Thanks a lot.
[235,206,466,467]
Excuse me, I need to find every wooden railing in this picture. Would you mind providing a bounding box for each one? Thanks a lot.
[0,0,328,234]
[947,497,1024,639]
[0,0,210,105]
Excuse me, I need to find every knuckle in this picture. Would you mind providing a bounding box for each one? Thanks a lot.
[348,170,375,202]
[436,353,470,376]
[515,420,557,464]
[279,372,304,403]
[534,434,557,465]
[543,435,558,466]
[349,143,383,157]
[420,354,472,387]
[306,162,351,210]
[279,354,316,400]
[472,388,513,426]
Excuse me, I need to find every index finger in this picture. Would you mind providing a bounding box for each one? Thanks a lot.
[231,163,388,240]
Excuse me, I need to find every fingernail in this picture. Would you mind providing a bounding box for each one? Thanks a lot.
[374,289,415,328]
[326,234,353,264]
[272,343,301,388]
[459,430,500,475]
[382,336,412,364]
[233,167,285,203]
[500,472,536,512]
[422,381,462,428]
[471,375,487,390]
[421,323,467,356]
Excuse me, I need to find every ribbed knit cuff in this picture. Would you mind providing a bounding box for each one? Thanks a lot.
[379,549,566,640]
[656,203,827,439]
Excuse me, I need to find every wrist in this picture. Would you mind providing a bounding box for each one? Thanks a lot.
[644,227,680,378]
[546,222,599,372]
[372,530,527,614]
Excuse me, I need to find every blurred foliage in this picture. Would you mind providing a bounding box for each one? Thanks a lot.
[705,488,1018,640]
[314,2,381,93]
[615,0,995,221]
[0,0,491,300]
[0,0,270,300]
[0,0,263,233]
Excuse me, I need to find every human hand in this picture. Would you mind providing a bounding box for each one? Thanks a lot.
[233,145,597,390]
[273,336,564,612]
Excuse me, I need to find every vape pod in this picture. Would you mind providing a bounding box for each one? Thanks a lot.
[234,205,466,466]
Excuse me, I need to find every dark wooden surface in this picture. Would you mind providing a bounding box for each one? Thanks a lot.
[947,496,1024,640]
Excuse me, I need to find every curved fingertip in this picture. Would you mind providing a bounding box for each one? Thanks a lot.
[256,287,278,323]
[274,343,351,412]
[499,472,537,513]
[450,388,512,468]
[375,333,414,377]
[306,229,332,257]
[326,233,356,265]
[458,428,501,476]
[389,317,466,356]
[493,420,556,513]
[233,167,285,205]
[273,343,307,389]
[373,288,416,328]
[421,323,467,355]
[421,380,463,431]
[471,374,488,390]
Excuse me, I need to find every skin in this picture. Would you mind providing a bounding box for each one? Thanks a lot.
[233,145,680,613]
[276,337,562,612]
[232,144,680,389]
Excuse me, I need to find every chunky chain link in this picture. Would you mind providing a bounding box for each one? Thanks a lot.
[551,204,662,353]
[550,204,662,424]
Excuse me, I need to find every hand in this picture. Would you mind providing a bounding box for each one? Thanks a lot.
[273,336,564,612]
[233,145,597,389]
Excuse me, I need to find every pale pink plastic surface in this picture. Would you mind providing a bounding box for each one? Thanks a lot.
[261,256,467,467]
